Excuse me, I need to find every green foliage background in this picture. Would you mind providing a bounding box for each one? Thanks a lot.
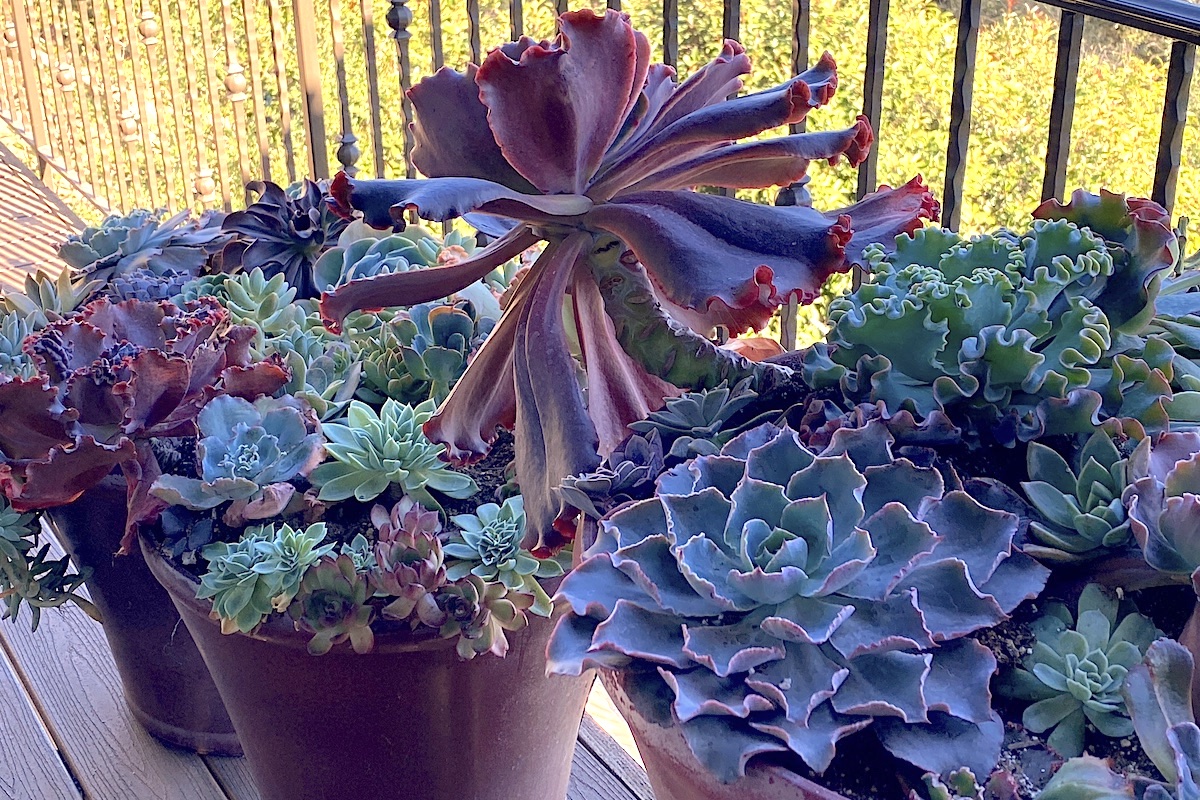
[10,0,1196,344]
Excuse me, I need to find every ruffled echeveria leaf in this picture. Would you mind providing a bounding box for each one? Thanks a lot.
[322,9,936,551]
[548,421,1044,781]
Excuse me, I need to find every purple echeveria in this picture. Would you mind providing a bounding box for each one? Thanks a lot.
[320,10,937,550]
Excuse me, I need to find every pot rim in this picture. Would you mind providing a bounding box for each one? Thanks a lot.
[139,526,481,656]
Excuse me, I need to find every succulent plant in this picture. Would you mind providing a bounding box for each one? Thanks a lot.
[370,497,448,626]
[444,496,560,615]
[58,209,227,284]
[311,231,432,294]
[106,268,196,303]
[803,191,1181,445]
[1021,432,1139,563]
[353,301,482,406]
[913,768,1020,800]
[1037,756,1137,800]
[339,533,377,572]
[548,420,1049,782]
[198,522,335,634]
[321,10,936,551]
[0,311,36,378]
[628,377,770,459]
[0,297,289,549]
[221,180,349,299]
[208,268,308,341]
[999,584,1159,758]
[309,399,478,507]
[1125,432,1200,589]
[1,268,103,327]
[0,498,95,630]
[558,429,666,520]
[434,573,534,659]
[274,339,361,422]
[289,554,375,655]
[150,395,323,526]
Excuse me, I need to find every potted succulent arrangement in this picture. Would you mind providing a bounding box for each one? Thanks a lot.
[545,187,1200,799]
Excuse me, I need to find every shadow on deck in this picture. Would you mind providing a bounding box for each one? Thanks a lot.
[0,143,81,290]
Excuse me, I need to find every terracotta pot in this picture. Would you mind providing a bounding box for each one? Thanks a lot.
[44,476,241,755]
[600,671,850,800]
[142,530,595,800]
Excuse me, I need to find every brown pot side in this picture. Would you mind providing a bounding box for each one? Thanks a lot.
[44,476,240,755]
[600,671,850,800]
[142,530,595,800]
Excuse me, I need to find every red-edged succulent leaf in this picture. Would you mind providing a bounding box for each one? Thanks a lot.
[115,349,192,435]
[476,9,640,194]
[511,233,602,550]
[572,270,678,456]
[0,377,75,460]
[119,440,165,553]
[837,176,941,264]
[408,65,537,192]
[1,435,135,510]
[319,226,539,331]
[584,191,853,332]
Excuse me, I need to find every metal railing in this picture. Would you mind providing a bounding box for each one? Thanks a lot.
[0,0,1197,226]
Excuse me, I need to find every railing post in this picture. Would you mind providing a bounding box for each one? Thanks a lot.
[857,0,889,201]
[294,0,329,179]
[1042,10,1084,202]
[387,0,415,179]
[1153,40,1195,215]
[9,0,49,172]
[942,0,981,231]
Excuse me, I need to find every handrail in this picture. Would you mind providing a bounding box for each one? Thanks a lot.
[1037,0,1200,46]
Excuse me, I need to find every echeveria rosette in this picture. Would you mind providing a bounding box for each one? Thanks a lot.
[289,553,375,655]
[806,192,1181,445]
[998,584,1159,758]
[369,497,448,626]
[0,297,290,549]
[58,209,228,284]
[149,394,323,526]
[319,10,937,552]
[547,421,1050,782]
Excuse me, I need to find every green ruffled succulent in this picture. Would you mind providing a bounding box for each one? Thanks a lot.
[549,420,1050,782]
[198,522,335,634]
[628,377,769,459]
[59,209,227,283]
[309,399,478,507]
[289,554,375,655]
[444,496,560,614]
[1021,432,1138,563]
[0,499,95,630]
[151,395,322,526]
[353,301,484,406]
[310,232,432,294]
[999,584,1159,758]
[803,191,1184,443]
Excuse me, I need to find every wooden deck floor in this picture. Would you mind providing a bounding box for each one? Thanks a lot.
[0,143,81,290]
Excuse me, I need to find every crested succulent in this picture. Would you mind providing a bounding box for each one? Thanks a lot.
[353,301,483,406]
[198,522,335,634]
[558,429,666,521]
[548,420,1049,782]
[445,496,560,614]
[803,190,1181,444]
[999,584,1159,758]
[150,395,323,526]
[0,497,95,630]
[221,180,349,299]
[370,496,448,626]
[58,209,228,283]
[0,297,289,549]
[309,399,478,507]
[321,10,937,551]
[628,377,767,458]
[1021,432,1139,563]
[289,554,375,655]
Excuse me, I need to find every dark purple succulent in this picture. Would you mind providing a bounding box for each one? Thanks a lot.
[320,9,937,551]
[221,180,349,299]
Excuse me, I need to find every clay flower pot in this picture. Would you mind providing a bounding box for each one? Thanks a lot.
[600,671,850,800]
[141,530,595,800]
[43,476,240,754]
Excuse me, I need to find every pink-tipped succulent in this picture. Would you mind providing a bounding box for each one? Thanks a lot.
[369,497,449,626]
[0,297,289,549]
[319,9,937,552]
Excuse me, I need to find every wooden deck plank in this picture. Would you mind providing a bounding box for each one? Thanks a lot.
[0,602,232,800]
[579,716,654,800]
[0,641,82,800]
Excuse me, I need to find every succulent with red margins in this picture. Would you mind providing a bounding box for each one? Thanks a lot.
[547,420,1049,783]
[320,9,937,552]
[0,297,289,549]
